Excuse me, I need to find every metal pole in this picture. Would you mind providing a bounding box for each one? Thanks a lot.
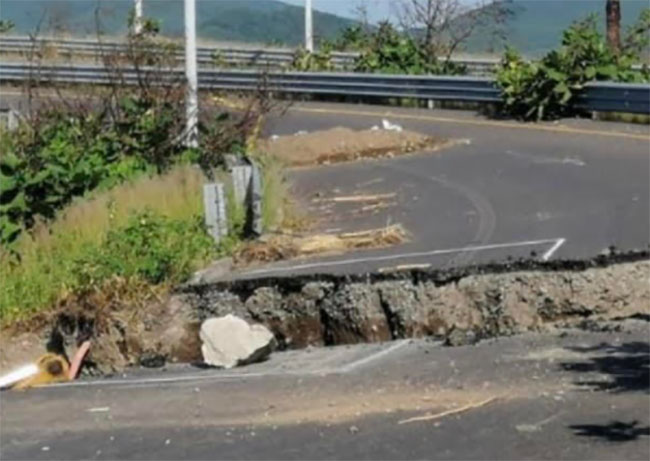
[305,0,313,52]
[134,0,143,34]
[184,0,199,148]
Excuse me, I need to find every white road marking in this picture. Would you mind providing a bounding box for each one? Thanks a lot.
[244,238,567,276]
[542,238,566,261]
[336,340,410,373]
[506,150,585,167]
[49,371,275,388]
[86,407,110,413]
[45,342,412,389]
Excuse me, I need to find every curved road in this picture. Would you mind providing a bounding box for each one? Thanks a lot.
[230,102,649,278]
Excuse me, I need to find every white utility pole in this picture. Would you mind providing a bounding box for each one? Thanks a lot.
[134,0,143,34]
[184,0,199,148]
[305,0,313,52]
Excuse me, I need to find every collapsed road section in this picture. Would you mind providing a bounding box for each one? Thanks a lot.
[178,252,649,351]
[4,252,647,377]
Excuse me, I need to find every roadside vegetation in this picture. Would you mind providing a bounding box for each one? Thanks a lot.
[0,19,14,34]
[293,0,511,74]
[291,1,649,120]
[0,16,287,324]
[496,11,650,120]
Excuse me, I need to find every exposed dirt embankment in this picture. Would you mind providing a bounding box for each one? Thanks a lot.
[179,255,649,350]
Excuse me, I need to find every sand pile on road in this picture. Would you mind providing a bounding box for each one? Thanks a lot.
[260,127,454,167]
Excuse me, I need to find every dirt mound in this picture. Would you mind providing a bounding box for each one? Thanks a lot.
[260,127,455,167]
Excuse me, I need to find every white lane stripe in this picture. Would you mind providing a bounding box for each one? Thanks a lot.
[244,238,565,276]
[542,238,566,261]
[337,340,410,373]
[47,371,285,388]
[47,342,413,389]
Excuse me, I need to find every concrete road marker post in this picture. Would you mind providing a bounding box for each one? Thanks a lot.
[231,165,253,206]
[203,182,228,243]
[248,162,263,237]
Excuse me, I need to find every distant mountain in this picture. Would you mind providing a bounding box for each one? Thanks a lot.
[1,0,647,56]
[0,0,356,45]
[464,0,649,57]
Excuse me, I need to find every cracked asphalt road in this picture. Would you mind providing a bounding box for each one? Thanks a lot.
[2,327,649,460]
[1,97,648,460]
[227,102,650,278]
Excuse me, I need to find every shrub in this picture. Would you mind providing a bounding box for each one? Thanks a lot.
[293,22,466,75]
[291,45,336,72]
[0,167,217,323]
[73,211,215,286]
[0,97,184,249]
[354,22,466,75]
[496,14,650,120]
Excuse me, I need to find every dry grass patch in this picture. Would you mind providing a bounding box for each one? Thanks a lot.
[233,224,408,266]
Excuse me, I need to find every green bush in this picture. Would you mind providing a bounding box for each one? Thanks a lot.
[1,115,115,247]
[354,22,466,75]
[291,45,336,71]
[0,209,218,323]
[0,19,14,34]
[0,95,251,249]
[0,100,166,248]
[295,23,467,75]
[73,211,216,286]
[328,24,371,51]
[497,14,650,120]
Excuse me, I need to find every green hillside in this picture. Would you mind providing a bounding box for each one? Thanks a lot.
[465,0,648,56]
[0,0,355,45]
[0,0,647,55]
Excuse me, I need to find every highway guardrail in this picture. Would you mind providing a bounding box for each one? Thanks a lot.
[0,36,498,75]
[1,61,648,114]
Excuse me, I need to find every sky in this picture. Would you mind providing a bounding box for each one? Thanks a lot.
[281,1,650,24]
[280,0,397,23]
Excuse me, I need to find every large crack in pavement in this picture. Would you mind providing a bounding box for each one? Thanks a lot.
[7,252,646,376]
[173,251,649,353]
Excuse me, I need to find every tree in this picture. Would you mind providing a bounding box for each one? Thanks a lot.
[0,19,15,34]
[621,7,650,56]
[393,0,512,62]
[606,0,621,54]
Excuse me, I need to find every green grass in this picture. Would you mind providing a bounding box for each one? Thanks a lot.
[0,166,219,323]
[0,159,289,325]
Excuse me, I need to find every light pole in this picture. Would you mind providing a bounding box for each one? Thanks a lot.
[133,0,143,34]
[305,0,313,52]
[184,0,199,148]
